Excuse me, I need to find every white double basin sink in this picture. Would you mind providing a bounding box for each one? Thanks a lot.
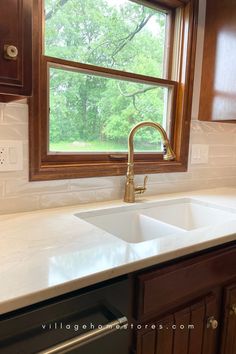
[75,198,236,244]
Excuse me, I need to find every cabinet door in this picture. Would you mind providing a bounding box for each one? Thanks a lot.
[199,0,236,123]
[221,283,236,354]
[0,0,32,99]
[135,293,219,354]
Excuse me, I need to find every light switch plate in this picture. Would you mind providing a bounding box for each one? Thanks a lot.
[191,144,209,164]
[0,140,23,171]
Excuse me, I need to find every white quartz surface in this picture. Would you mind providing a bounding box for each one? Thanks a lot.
[1,187,236,315]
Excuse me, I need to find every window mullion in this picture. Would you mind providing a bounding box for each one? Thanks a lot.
[43,56,177,89]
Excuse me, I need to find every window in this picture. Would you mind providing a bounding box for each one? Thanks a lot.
[29,0,198,180]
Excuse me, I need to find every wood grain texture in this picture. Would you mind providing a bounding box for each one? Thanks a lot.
[202,293,220,354]
[138,330,156,354]
[135,246,236,321]
[0,0,32,99]
[148,0,189,9]
[29,0,198,180]
[188,300,205,354]
[199,0,236,122]
[173,308,190,354]
[132,243,236,354]
[221,283,236,354]
[156,315,174,354]
[135,291,220,354]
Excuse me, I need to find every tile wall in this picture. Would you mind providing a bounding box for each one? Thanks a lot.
[0,101,235,215]
[0,0,235,215]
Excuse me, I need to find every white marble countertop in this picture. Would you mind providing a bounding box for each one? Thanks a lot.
[1,187,236,315]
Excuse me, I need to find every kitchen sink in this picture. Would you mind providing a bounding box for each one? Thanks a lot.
[141,200,236,231]
[76,209,184,243]
[75,198,236,243]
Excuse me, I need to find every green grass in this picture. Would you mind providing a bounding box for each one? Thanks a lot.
[50,140,162,152]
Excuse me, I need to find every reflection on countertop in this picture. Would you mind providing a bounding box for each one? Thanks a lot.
[0,187,236,315]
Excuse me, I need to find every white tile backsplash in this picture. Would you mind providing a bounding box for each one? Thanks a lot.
[0,124,28,141]
[3,103,28,124]
[0,100,235,215]
[39,188,121,210]
[5,178,70,197]
[0,181,4,198]
[0,194,40,214]
[0,0,235,215]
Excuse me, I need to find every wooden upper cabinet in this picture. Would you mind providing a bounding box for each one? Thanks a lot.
[0,0,32,101]
[199,0,236,123]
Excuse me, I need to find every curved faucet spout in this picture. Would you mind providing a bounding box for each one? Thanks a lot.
[124,121,175,203]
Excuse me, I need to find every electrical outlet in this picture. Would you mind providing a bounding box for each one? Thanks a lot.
[0,141,23,171]
[191,144,209,164]
[0,147,8,167]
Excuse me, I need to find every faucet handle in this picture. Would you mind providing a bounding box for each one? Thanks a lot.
[143,175,148,189]
[135,175,148,195]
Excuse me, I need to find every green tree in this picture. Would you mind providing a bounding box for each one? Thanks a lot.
[45,0,167,151]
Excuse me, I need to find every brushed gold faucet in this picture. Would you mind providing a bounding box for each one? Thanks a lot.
[124,121,175,203]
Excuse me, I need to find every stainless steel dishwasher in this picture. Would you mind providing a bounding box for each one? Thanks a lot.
[0,277,131,354]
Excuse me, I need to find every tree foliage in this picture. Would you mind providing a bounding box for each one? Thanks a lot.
[45,0,167,150]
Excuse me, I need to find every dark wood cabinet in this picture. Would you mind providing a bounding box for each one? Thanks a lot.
[199,0,236,123]
[135,292,220,354]
[0,243,235,354]
[0,0,32,101]
[221,283,236,354]
[133,244,236,354]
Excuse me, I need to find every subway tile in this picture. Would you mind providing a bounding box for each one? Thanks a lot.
[206,133,235,145]
[69,176,122,191]
[3,103,28,124]
[213,123,236,133]
[0,103,5,122]
[146,172,193,184]
[208,156,236,166]
[0,181,4,198]
[206,177,236,189]
[0,195,40,215]
[0,102,235,215]
[209,145,236,157]
[189,132,209,144]
[0,124,28,141]
[146,179,209,195]
[5,178,70,197]
[39,188,121,209]
[0,170,28,181]
[190,166,236,179]
[191,121,236,134]
[189,167,212,179]
[23,143,29,163]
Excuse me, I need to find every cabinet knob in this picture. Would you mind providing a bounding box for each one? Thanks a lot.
[207,316,218,330]
[230,304,236,316]
[4,45,18,60]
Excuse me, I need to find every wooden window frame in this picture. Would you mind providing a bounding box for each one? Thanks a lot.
[29,0,198,181]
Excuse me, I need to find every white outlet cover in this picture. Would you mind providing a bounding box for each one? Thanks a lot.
[0,140,23,171]
[191,144,209,164]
